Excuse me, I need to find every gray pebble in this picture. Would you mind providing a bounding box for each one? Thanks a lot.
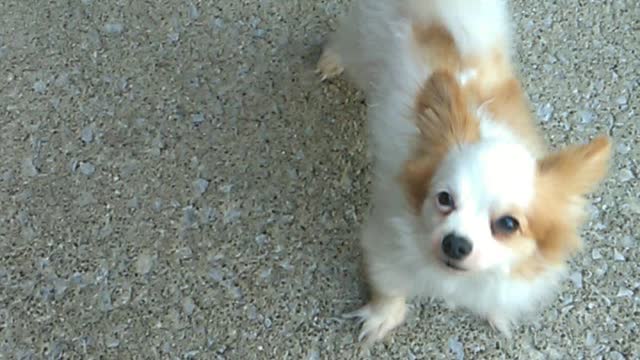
[537,103,554,122]
[168,32,180,43]
[569,271,583,288]
[192,113,205,126]
[136,253,155,275]
[1,170,14,182]
[223,208,241,224]
[188,3,199,19]
[81,127,94,144]
[127,196,140,209]
[607,351,626,360]
[182,297,196,315]
[79,162,95,176]
[616,287,633,298]
[209,268,224,282]
[255,234,269,246]
[618,169,634,182]
[22,158,39,177]
[104,23,124,34]
[152,198,163,211]
[105,336,120,348]
[448,337,465,360]
[210,17,224,29]
[616,143,631,155]
[183,206,198,227]
[200,206,217,223]
[615,95,627,106]
[193,178,209,195]
[33,80,46,94]
[176,247,193,259]
[579,110,595,124]
[99,289,113,312]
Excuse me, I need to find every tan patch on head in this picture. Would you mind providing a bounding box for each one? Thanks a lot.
[510,136,612,279]
[462,50,545,156]
[401,71,480,212]
[411,24,460,73]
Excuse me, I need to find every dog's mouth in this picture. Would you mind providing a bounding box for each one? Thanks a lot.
[441,258,468,272]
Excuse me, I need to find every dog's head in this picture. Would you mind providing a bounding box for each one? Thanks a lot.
[402,71,611,276]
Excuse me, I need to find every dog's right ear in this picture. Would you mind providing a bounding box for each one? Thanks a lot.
[414,70,480,148]
[402,71,480,213]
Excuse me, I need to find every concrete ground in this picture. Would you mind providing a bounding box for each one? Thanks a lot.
[0,0,638,358]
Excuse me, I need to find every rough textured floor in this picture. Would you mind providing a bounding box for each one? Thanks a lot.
[0,0,638,359]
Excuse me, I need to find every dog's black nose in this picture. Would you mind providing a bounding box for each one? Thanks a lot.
[442,233,472,260]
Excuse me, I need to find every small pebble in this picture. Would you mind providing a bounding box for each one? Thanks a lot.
[537,103,554,122]
[621,235,635,247]
[607,351,626,360]
[223,208,242,224]
[188,3,199,19]
[193,178,209,195]
[81,127,94,143]
[127,196,140,209]
[168,32,180,43]
[183,206,198,227]
[615,95,627,105]
[200,207,217,224]
[579,110,595,124]
[255,234,269,246]
[209,268,224,282]
[448,337,465,360]
[616,287,633,298]
[182,297,196,315]
[104,23,123,34]
[79,162,95,176]
[569,271,583,288]
[616,143,631,155]
[22,158,39,177]
[135,253,154,275]
[618,169,634,182]
[192,113,205,126]
[613,249,625,261]
[592,248,603,260]
[33,80,47,94]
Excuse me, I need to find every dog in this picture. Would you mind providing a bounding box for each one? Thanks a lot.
[317,0,612,344]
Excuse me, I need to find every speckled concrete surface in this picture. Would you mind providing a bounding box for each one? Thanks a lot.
[0,0,638,359]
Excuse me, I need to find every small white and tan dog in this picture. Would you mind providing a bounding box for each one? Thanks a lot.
[317,0,611,344]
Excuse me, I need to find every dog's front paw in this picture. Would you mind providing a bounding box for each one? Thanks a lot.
[344,296,406,345]
[488,313,513,338]
[316,48,344,81]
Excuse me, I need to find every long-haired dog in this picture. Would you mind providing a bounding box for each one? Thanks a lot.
[317,0,611,344]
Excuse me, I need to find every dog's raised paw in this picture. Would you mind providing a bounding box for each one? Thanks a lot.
[316,48,344,81]
[343,297,406,345]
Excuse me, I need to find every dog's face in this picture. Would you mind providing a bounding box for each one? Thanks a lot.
[423,140,537,272]
[403,71,612,276]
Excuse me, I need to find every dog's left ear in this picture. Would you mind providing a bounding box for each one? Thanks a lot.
[537,136,612,197]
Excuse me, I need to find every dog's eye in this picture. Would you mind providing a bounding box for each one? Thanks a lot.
[493,216,520,235]
[436,191,454,212]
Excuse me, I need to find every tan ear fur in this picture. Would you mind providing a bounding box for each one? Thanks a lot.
[520,136,612,270]
[401,71,480,212]
[538,136,612,197]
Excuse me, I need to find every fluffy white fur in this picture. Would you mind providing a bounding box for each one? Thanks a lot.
[319,0,567,343]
